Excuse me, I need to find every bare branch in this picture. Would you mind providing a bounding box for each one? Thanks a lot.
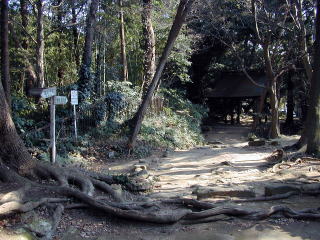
[251,0,262,43]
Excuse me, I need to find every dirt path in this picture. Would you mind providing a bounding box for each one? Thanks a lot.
[115,124,300,200]
[99,124,320,240]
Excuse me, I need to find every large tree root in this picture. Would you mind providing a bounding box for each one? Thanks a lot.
[1,162,320,239]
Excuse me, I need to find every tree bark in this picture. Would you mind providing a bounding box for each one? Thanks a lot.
[20,0,29,49]
[95,34,102,96]
[251,0,280,139]
[262,43,280,138]
[78,0,99,96]
[56,0,64,86]
[119,0,128,82]
[306,0,320,156]
[20,0,37,95]
[141,0,156,95]
[127,0,195,148]
[0,81,35,173]
[71,0,80,68]
[35,0,45,88]
[296,0,313,82]
[287,0,313,149]
[1,0,10,106]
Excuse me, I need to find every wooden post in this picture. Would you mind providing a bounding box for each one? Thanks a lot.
[50,96,56,163]
[73,104,78,141]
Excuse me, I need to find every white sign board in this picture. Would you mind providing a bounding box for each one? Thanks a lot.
[41,87,57,99]
[54,96,68,105]
[71,90,78,105]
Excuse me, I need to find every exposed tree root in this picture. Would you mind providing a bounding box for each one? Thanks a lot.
[42,204,64,240]
[233,191,299,203]
[271,155,320,172]
[0,196,67,217]
[162,198,217,210]
[1,161,320,239]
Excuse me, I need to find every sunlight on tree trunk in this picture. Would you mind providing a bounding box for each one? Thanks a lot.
[128,0,195,149]
[141,0,156,95]
[119,0,128,82]
[78,0,99,97]
[35,0,45,88]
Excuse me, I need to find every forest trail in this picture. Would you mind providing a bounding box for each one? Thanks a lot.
[109,124,299,199]
[98,124,320,240]
[148,124,275,199]
[14,124,318,240]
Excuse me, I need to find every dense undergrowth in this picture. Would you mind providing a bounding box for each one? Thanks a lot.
[12,85,207,164]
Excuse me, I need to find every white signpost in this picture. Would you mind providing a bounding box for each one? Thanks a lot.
[50,96,68,163]
[54,96,68,105]
[29,88,69,164]
[70,90,78,141]
[29,87,57,99]
[71,90,78,105]
[40,87,57,99]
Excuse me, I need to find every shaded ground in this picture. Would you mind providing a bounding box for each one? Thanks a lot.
[1,124,320,240]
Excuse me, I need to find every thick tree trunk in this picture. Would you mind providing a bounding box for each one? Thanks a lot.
[0,81,34,173]
[1,0,10,106]
[127,0,195,148]
[141,0,156,95]
[1,1,34,167]
[35,0,45,88]
[78,0,99,96]
[306,0,320,156]
[119,0,128,82]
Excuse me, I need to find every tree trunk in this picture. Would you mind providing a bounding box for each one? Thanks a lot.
[296,0,313,82]
[71,0,80,68]
[95,34,102,96]
[0,78,34,173]
[35,0,45,88]
[127,0,195,148]
[20,0,37,95]
[306,0,320,156]
[287,0,312,149]
[269,79,280,138]
[78,0,99,97]
[262,43,280,138]
[141,0,156,95]
[56,0,64,86]
[20,0,29,50]
[1,1,34,167]
[1,0,10,106]
[119,0,128,82]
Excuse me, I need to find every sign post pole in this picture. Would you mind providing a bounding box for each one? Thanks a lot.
[29,87,68,164]
[73,104,78,141]
[71,90,79,142]
[50,97,56,163]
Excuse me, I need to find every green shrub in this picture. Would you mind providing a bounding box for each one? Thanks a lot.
[139,89,208,149]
